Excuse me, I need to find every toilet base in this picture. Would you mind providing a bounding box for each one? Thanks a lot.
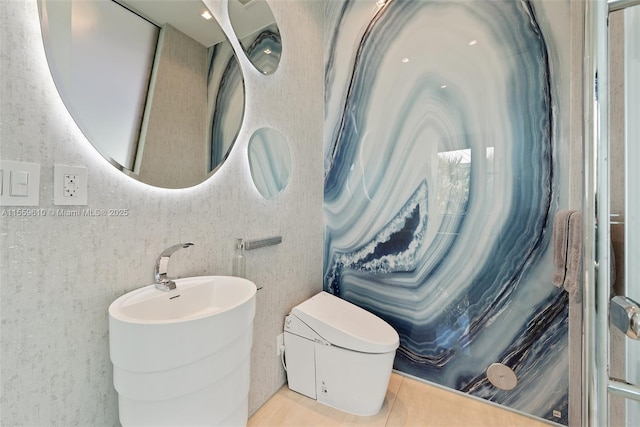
[285,331,395,416]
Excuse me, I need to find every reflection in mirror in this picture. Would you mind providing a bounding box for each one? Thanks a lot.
[248,128,291,199]
[38,0,245,189]
[228,0,282,75]
[437,148,471,215]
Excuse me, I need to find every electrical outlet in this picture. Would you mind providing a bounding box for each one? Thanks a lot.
[54,165,88,205]
[64,174,79,197]
[276,333,284,356]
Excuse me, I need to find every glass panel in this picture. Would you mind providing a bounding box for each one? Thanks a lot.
[608,7,627,425]
[624,4,640,425]
[609,3,640,425]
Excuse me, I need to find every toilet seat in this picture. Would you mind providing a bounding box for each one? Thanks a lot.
[288,292,399,354]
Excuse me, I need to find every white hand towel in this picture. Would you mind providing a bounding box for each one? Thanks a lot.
[565,211,582,296]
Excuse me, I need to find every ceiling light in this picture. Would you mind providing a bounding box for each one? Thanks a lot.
[468,40,477,46]
[201,10,213,20]
[401,57,410,63]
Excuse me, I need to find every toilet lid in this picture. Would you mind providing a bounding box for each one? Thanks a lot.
[291,292,399,354]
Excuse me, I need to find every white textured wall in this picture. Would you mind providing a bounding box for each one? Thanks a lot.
[0,0,324,425]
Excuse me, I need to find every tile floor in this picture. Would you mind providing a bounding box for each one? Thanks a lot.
[247,373,553,427]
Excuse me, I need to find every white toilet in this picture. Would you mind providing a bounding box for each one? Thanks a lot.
[283,291,399,416]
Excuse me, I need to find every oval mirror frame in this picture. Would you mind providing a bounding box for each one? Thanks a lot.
[37,0,246,189]
[248,128,291,199]
[228,0,282,75]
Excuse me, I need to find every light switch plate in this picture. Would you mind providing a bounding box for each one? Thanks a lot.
[10,170,30,196]
[0,160,40,206]
[54,165,88,205]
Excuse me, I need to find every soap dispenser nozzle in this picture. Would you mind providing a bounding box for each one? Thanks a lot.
[232,238,246,278]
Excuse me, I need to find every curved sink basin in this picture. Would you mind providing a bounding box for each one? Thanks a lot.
[109,276,257,426]
[110,275,256,324]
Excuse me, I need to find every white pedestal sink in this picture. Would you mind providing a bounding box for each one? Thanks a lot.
[109,276,257,426]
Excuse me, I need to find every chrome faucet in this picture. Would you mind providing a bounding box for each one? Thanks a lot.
[154,242,194,291]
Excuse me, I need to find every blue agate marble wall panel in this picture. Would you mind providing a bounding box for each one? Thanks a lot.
[238,22,282,75]
[208,40,244,171]
[323,0,570,424]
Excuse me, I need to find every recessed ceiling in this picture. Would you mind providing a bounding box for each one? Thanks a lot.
[115,0,227,47]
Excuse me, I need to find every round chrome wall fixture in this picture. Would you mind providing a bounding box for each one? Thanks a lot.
[486,363,518,391]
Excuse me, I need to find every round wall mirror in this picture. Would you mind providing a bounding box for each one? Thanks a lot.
[228,0,282,75]
[248,128,291,199]
[37,0,245,189]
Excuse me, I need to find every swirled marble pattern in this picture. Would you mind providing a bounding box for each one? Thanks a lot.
[242,23,282,75]
[323,0,569,424]
[248,127,291,199]
[208,40,244,171]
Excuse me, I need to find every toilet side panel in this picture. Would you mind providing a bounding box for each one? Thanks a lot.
[315,345,395,416]
[284,331,317,399]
